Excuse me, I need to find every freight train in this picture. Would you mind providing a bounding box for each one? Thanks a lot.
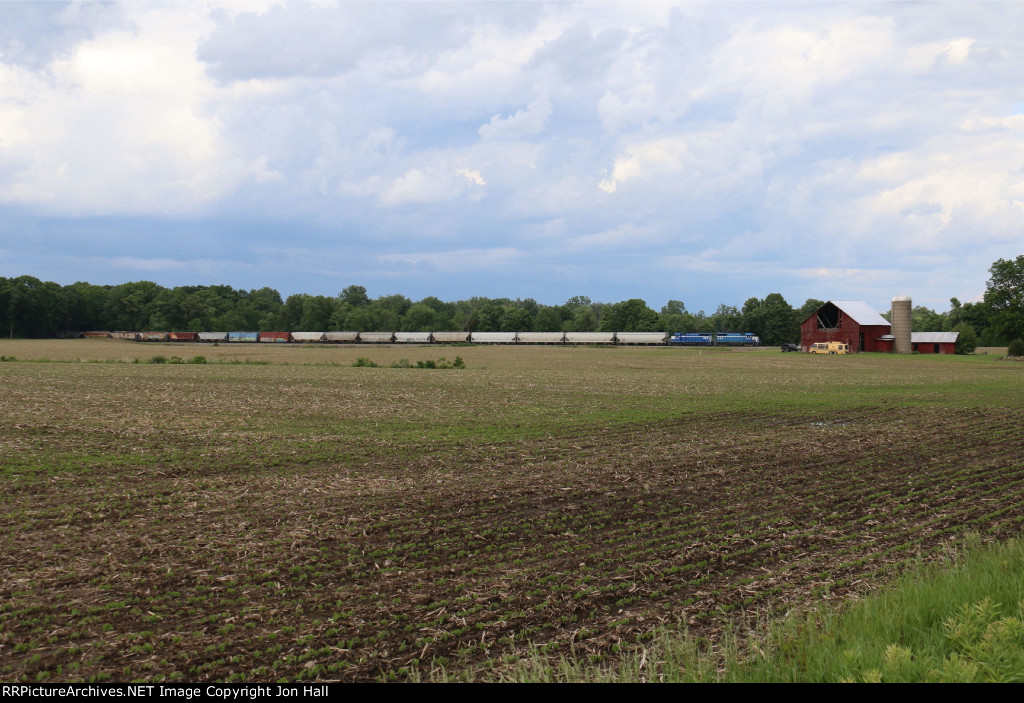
[82,330,762,346]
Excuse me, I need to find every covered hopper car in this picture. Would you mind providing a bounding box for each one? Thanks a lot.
[108,330,760,346]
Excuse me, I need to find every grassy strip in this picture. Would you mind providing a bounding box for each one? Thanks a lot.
[352,355,466,369]
[471,534,1024,682]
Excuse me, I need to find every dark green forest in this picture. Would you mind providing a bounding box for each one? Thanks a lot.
[2,255,1021,348]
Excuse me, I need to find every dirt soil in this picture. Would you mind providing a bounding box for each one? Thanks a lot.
[3,404,1023,682]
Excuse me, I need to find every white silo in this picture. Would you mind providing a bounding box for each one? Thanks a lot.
[891,295,912,353]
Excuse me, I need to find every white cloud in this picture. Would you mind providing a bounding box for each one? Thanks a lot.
[842,134,1024,248]
[413,22,555,101]
[599,136,687,193]
[0,4,242,214]
[456,168,486,186]
[479,95,552,139]
[379,247,522,273]
[702,17,897,101]
[105,256,198,272]
[597,86,657,134]
[377,164,487,207]
[565,223,668,251]
[961,114,1024,131]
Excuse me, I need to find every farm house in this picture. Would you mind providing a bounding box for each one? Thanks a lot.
[799,301,892,353]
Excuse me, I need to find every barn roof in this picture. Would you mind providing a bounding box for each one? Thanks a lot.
[912,332,959,344]
[826,301,891,327]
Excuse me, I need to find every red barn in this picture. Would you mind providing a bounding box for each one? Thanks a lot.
[800,301,892,353]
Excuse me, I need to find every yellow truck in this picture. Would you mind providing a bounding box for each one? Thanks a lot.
[808,341,849,354]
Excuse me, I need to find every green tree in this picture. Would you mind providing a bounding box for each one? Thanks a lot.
[347,307,400,331]
[415,296,455,327]
[4,276,62,337]
[983,255,1024,343]
[741,293,798,345]
[402,303,437,332]
[710,304,742,333]
[912,305,947,332]
[375,293,412,317]
[953,323,978,355]
[518,298,540,318]
[278,294,307,329]
[475,303,505,332]
[501,307,533,332]
[948,298,995,346]
[659,312,692,333]
[659,300,691,333]
[298,295,334,331]
[564,295,591,309]
[532,306,563,332]
[104,281,163,330]
[572,307,598,332]
[339,285,370,308]
[661,300,686,316]
[600,299,660,332]
[328,302,352,330]
[691,310,714,333]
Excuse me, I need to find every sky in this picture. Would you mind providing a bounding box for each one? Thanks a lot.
[1,1,1022,314]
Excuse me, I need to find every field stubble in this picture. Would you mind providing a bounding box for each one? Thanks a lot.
[1,341,1022,682]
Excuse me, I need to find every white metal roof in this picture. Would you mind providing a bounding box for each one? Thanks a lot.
[829,301,891,327]
[912,332,959,344]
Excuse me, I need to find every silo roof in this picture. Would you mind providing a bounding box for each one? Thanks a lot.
[829,301,891,327]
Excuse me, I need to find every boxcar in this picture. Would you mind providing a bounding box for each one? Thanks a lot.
[259,332,292,343]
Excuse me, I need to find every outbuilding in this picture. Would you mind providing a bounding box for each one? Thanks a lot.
[911,332,958,354]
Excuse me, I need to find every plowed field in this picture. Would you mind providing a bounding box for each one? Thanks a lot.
[1,342,1022,682]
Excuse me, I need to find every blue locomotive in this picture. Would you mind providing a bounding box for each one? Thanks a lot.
[668,332,714,345]
[714,332,760,346]
[668,331,760,346]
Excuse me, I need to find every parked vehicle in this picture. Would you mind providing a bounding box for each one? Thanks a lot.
[781,343,800,352]
[808,341,849,354]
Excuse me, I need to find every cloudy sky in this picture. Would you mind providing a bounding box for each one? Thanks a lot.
[1,1,1022,313]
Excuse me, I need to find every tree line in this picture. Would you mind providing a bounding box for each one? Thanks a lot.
[2,255,1021,348]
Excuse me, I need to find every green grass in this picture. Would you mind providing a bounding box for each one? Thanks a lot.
[487,533,1024,682]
